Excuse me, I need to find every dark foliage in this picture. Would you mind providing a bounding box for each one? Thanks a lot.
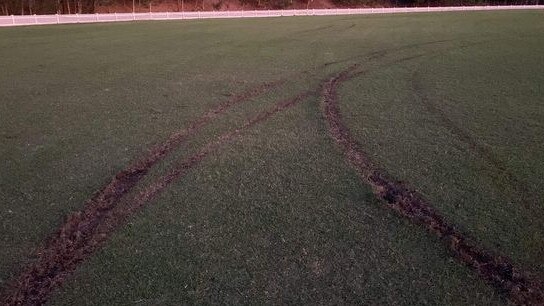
[0,0,540,15]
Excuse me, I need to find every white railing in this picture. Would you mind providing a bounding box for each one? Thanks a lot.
[0,5,542,27]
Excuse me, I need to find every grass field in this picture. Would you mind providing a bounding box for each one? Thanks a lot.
[1,10,543,305]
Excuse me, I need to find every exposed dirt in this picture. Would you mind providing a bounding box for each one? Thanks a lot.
[321,64,544,305]
[0,89,312,305]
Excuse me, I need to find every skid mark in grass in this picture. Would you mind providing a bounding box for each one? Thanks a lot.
[321,63,544,305]
[0,90,312,306]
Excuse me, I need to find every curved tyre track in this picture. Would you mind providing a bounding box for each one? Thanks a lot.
[321,64,544,305]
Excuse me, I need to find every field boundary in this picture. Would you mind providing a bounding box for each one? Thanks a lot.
[0,5,543,27]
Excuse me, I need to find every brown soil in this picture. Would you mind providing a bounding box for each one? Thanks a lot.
[321,64,544,305]
[0,88,311,306]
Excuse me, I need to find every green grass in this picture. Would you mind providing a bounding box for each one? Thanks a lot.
[0,10,543,305]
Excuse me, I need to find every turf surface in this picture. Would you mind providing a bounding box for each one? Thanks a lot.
[0,10,543,305]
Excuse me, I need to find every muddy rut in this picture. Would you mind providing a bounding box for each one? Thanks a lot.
[321,64,544,305]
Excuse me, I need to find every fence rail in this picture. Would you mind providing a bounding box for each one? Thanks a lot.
[1,5,543,27]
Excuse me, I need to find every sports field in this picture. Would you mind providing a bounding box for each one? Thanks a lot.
[0,10,543,305]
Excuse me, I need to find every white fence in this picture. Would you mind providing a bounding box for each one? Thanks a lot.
[0,5,543,27]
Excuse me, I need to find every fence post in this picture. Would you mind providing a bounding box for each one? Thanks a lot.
[96,13,99,22]
[56,14,60,24]
[166,11,169,19]
[76,13,79,23]
[115,12,118,21]
[133,12,136,21]
[11,14,15,25]
[34,14,38,24]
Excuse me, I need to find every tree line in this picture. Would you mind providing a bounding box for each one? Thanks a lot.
[0,0,540,15]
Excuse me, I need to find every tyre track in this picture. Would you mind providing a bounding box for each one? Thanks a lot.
[321,64,544,305]
[1,91,312,306]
